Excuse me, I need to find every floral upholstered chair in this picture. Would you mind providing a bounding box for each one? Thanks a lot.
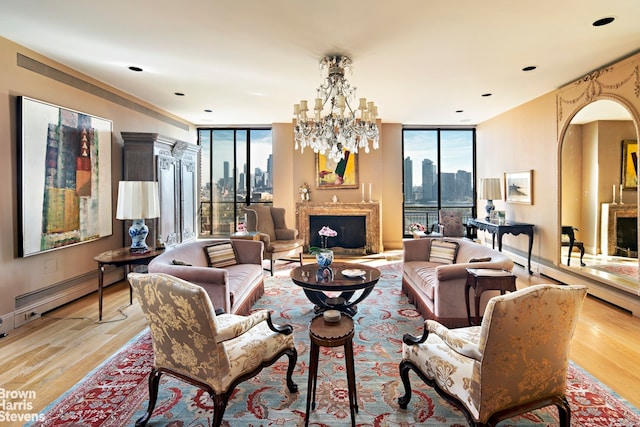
[398,284,587,427]
[128,272,298,427]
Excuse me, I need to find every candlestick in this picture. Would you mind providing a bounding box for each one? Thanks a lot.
[369,183,372,202]
[620,184,624,204]
[612,185,617,204]
[361,183,365,202]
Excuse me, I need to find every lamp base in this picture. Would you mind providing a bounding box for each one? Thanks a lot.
[129,219,150,254]
[484,200,495,221]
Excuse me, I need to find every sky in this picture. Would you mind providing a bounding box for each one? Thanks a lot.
[403,129,474,183]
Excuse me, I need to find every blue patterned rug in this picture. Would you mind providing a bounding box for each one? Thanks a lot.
[30,261,640,426]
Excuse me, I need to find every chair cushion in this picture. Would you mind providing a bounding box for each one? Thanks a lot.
[204,242,238,268]
[428,240,459,264]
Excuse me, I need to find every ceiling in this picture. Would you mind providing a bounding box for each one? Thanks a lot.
[1,1,639,127]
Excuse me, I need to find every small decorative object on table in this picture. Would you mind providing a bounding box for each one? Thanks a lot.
[409,222,427,238]
[409,223,426,233]
[310,226,337,267]
[323,309,341,324]
[299,182,311,201]
[316,266,334,282]
[236,221,247,234]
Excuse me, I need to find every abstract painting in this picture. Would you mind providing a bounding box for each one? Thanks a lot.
[622,140,638,189]
[315,149,358,189]
[18,96,112,256]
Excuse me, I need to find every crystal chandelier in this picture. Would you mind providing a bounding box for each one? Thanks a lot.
[293,55,379,163]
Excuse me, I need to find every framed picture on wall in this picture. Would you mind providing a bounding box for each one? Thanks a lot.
[315,149,359,189]
[504,170,533,204]
[622,139,638,189]
[17,96,113,257]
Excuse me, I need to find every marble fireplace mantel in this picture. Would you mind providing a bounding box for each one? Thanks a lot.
[295,202,383,254]
[601,203,638,256]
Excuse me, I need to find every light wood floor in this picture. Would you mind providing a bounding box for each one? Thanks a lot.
[0,261,638,427]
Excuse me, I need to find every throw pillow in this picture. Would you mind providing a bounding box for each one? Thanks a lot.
[428,240,459,264]
[171,259,192,266]
[204,242,238,268]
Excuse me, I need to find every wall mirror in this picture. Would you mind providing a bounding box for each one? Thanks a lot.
[560,99,639,292]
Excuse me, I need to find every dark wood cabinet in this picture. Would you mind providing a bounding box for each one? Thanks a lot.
[121,132,199,247]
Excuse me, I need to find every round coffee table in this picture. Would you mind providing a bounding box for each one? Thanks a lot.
[290,262,381,316]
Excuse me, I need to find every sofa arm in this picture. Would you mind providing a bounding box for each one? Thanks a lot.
[231,239,263,265]
[435,263,476,281]
[403,238,431,262]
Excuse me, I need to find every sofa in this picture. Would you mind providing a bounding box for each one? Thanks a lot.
[402,237,514,328]
[147,239,265,315]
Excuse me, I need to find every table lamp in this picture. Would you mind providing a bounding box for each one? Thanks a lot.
[116,181,160,254]
[479,178,502,221]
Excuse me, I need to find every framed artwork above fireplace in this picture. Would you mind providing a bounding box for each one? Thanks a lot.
[622,139,638,190]
[315,149,358,189]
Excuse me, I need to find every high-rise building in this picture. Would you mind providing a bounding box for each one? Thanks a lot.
[404,156,413,202]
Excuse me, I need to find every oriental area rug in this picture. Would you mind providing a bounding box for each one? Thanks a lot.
[29,262,640,426]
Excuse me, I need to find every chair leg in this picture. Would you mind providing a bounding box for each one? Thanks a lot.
[212,393,230,427]
[135,368,162,426]
[397,360,413,409]
[270,259,274,276]
[285,348,299,393]
[557,396,571,427]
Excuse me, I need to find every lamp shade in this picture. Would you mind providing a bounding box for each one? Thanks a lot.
[479,178,502,200]
[116,181,160,220]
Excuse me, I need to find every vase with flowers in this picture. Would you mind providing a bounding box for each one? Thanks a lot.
[310,225,337,267]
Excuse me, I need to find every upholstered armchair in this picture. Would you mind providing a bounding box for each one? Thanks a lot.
[437,209,466,237]
[242,205,304,274]
[128,272,298,427]
[398,284,587,427]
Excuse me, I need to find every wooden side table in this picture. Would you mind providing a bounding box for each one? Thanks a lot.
[94,247,164,320]
[465,268,517,326]
[305,314,357,427]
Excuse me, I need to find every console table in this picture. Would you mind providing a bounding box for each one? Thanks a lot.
[466,218,534,274]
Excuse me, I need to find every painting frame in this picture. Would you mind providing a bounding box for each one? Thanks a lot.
[17,96,113,257]
[315,149,359,189]
[504,170,533,204]
[622,139,638,190]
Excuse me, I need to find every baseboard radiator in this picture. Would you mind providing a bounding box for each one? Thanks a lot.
[11,266,124,329]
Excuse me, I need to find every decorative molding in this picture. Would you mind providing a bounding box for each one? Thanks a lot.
[557,65,639,123]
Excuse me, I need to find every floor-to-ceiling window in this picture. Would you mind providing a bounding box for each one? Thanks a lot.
[198,128,273,237]
[403,128,476,236]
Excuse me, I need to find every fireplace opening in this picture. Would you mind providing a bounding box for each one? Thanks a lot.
[615,217,638,258]
[309,215,366,253]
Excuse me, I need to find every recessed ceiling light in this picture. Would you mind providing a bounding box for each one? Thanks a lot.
[481,93,492,97]
[593,17,615,27]
[128,66,143,72]
[455,110,464,113]
[174,92,185,96]
[522,66,537,71]
[204,109,213,113]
